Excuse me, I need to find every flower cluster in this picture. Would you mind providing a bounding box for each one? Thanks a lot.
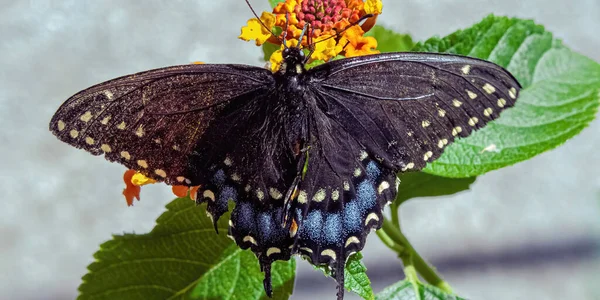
[240,0,383,71]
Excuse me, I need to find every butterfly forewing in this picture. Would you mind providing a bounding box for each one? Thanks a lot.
[49,64,273,185]
[310,52,520,171]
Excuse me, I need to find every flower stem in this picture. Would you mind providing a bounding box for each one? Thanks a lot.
[380,217,453,294]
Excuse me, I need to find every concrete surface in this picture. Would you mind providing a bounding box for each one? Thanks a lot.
[1,1,598,299]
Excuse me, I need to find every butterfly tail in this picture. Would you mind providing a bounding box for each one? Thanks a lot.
[261,258,273,297]
[334,258,345,300]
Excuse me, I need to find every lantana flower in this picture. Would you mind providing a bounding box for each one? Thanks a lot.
[122,170,199,205]
[239,0,383,70]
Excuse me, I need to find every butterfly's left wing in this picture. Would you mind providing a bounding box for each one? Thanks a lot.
[310,52,521,172]
[49,64,273,186]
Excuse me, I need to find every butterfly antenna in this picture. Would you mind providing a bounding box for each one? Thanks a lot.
[310,13,374,47]
[282,12,289,48]
[297,22,310,49]
[304,26,316,63]
[244,0,283,44]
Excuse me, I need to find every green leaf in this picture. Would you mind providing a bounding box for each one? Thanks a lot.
[262,42,280,62]
[365,25,414,53]
[313,252,374,300]
[268,0,285,8]
[396,172,476,204]
[376,280,465,300]
[413,15,600,177]
[78,197,295,300]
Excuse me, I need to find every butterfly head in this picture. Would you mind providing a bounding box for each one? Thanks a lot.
[279,47,306,75]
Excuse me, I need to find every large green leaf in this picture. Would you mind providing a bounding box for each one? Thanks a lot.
[414,15,600,177]
[78,197,295,300]
[376,280,465,300]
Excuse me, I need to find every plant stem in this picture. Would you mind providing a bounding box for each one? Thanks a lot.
[380,218,453,294]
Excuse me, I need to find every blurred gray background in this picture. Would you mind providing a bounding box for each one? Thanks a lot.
[1,0,599,299]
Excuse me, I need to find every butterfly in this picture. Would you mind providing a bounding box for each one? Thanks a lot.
[50,41,520,298]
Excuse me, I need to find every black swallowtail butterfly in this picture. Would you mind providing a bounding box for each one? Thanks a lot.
[50,43,520,298]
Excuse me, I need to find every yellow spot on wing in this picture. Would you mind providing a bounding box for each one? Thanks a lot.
[57,120,65,131]
[298,190,308,204]
[365,212,380,225]
[461,65,471,75]
[135,125,145,137]
[378,181,390,194]
[243,235,257,246]
[421,120,431,128]
[466,90,478,99]
[100,116,111,125]
[120,151,131,160]
[267,247,281,257]
[509,87,517,99]
[313,189,326,202]
[345,236,360,247]
[468,117,479,126]
[483,107,494,117]
[497,98,507,108]
[269,188,282,200]
[117,121,126,130]
[203,190,215,201]
[423,151,433,161]
[320,249,337,260]
[331,189,340,201]
[137,160,148,168]
[101,144,112,152]
[80,111,93,123]
[482,83,496,94]
[154,169,167,178]
[452,99,462,107]
[452,126,462,136]
[69,129,79,138]
[85,137,95,145]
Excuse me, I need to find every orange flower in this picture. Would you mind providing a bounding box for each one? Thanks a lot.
[336,25,379,57]
[172,185,200,201]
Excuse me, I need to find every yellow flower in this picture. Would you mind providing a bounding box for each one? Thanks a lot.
[239,11,276,46]
[131,172,157,186]
[364,0,383,15]
[311,35,340,61]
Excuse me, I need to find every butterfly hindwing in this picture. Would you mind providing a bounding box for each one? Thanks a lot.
[49,64,273,186]
[310,52,521,172]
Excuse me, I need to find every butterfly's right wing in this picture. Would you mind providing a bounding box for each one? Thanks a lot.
[309,52,521,172]
[49,63,273,186]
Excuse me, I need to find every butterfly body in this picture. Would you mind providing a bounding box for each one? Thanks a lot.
[50,50,520,299]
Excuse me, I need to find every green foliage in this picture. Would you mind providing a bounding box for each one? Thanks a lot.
[414,15,600,177]
[376,280,465,300]
[395,172,476,205]
[365,25,414,53]
[268,0,285,8]
[262,42,280,62]
[78,197,295,300]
